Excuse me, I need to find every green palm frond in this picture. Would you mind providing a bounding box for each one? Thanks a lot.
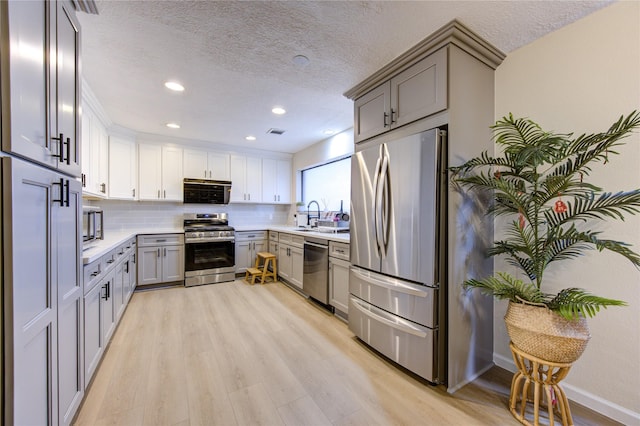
[462,273,546,303]
[547,288,627,320]
[450,111,640,318]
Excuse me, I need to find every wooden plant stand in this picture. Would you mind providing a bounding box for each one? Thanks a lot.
[509,342,574,426]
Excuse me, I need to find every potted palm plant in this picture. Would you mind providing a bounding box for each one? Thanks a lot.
[450,111,640,363]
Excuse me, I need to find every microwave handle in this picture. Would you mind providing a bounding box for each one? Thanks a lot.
[97,211,104,240]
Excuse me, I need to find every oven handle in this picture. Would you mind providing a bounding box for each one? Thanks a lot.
[185,237,236,244]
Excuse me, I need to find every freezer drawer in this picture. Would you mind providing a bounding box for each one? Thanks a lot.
[349,296,437,382]
[349,266,437,328]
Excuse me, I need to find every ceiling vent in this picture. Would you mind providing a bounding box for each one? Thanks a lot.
[267,128,286,135]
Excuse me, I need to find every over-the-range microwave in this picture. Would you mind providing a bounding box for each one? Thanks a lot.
[183,178,232,204]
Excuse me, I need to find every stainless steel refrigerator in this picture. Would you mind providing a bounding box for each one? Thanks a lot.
[349,127,447,384]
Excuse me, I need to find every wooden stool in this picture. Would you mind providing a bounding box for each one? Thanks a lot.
[244,252,277,284]
[509,342,574,426]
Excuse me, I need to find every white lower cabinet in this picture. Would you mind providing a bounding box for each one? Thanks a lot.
[277,233,304,289]
[329,241,350,318]
[235,231,268,273]
[137,234,185,286]
[83,237,137,388]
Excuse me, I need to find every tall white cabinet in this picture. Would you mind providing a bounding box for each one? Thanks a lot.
[1,1,85,424]
[108,134,137,200]
[230,155,262,202]
[262,158,291,204]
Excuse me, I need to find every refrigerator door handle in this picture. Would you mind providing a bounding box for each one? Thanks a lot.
[351,298,428,338]
[379,144,390,257]
[372,146,383,256]
[351,267,430,298]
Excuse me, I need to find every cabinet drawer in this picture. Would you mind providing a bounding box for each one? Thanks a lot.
[83,260,104,293]
[278,232,292,244]
[138,233,184,246]
[349,266,437,328]
[349,296,436,382]
[236,230,268,241]
[269,231,278,241]
[291,235,305,248]
[329,241,350,260]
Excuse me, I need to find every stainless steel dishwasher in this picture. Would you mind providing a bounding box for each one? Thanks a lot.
[303,236,329,304]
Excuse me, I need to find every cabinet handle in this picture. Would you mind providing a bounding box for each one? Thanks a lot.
[164,190,166,198]
[157,248,161,257]
[383,112,389,127]
[390,108,396,124]
[164,247,167,257]
[157,189,160,199]
[125,261,129,273]
[248,193,251,201]
[53,178,69,207]
[106,259,115,264]
[65,137,71,165]
[51,133,65,161]
[132,188,135,197]
[204,170,207,178]
[100,182,106,193]
[81,173,86,188]
[107,281,111,299]
[209,171,212,178]
[133,253,136,263]
[101,283,108,300]
[277,195,280,202]
[91,271,100,277]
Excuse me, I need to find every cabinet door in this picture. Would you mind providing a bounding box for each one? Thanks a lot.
[276,159,292,203]
[137,246,162,285]
[52,0,81,177]
[278,245,291,280]
[329,257,350,314]
[235,240,252,273]
[2,157,59,425]
[1,1,56,170]
[229,155,247,202]
[100,270,117,344]
[262,158,277,203]
[163,245,184,282]
[183,148,209,179]
[162,146,183,201]
[245,156,262,202]
[81,109,93,192]
[290,246,304,289]
[208,152,230,180]
[90,117,109,196]
[138,144,162,200]
[56,176,84,425]
[390,48,447,129]
[83,282,104,386]
[109,135,137,199]
[113,261,125,320]
[354,82,390,143]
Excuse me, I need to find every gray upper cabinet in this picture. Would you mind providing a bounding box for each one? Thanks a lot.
[0,0,81,177]
[353,48,447,143]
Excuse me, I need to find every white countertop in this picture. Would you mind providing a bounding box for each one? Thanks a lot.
[83,225,349,265]
[82,227,183,264]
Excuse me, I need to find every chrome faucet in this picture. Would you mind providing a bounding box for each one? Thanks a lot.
[307,200,320,227]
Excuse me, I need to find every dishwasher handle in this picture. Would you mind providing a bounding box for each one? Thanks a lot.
[304,241,328,250]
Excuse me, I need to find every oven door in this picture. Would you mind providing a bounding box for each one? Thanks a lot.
[184,239,235,283]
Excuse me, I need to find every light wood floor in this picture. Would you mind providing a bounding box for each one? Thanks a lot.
[73,280,619,426]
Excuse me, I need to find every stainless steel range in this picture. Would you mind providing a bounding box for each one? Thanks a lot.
[183,213,235,286]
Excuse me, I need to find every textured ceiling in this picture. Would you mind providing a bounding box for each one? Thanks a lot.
[78,0,613,154]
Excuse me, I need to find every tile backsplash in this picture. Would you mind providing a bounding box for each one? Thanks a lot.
[91,200,293,231]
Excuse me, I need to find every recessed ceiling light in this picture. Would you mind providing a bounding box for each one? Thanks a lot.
[166,122,180,129]
[323,129,336,135]
[292,54,310,67]
[245,135,256,141]
[271,107,286,115]
[164,81,184,92]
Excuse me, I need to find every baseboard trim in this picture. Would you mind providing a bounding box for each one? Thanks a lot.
[494,353,640,425]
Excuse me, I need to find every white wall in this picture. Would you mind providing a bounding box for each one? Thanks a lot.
[494,2,640,423]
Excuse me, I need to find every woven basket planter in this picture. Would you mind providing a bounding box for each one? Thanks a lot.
[504,301,591,363]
